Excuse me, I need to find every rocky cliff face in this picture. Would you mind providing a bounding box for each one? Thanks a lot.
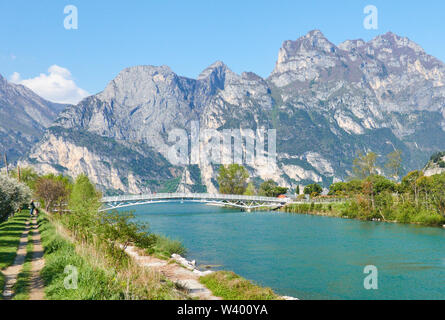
[21,30,445,194]
[0,74,66,164]
[424,152,445,177]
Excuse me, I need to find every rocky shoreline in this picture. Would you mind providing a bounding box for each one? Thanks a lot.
[170,253,298,300]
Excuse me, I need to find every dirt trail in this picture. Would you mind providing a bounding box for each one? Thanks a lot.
[125,246,221,300]
[29,217,45,300]
[2,219,30,299]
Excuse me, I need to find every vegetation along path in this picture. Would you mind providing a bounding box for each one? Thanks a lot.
[1,215,46,300]
[2,218,30,299]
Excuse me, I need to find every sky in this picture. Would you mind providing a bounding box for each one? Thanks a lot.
[1,0,444,104]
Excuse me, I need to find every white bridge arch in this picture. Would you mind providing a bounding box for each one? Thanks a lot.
[100,193,292,212]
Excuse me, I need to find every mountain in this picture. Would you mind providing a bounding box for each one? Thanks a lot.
[21,30,445,194]
[0,74,66,164]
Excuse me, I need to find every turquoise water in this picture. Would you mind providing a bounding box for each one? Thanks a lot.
[129,202,445,300]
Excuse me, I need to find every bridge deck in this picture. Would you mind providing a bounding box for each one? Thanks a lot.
[102,193,291,203]
[101,193,291,211]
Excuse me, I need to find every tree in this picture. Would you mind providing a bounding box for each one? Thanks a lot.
[401,170,423,206]
[0,174,31,221]
[68,174,102,239]
[244,182,256,196]
[352,152,378,179]
[259,180,277,197]
[258,180,288,197]
[430,174,445,217]
[217,164,249,195]
[304,184,322,196]
[100,210,156,252]
[385,150,403,181]
[69,174,101,214]
[35,176,69,211]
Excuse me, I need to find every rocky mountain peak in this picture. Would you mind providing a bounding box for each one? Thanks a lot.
[197,61,229,80]
[196,61,236,95]
[269,30,342,87]
[338,39,366,51]
[368,31,426,54]
[98,65,180,106]
[287,30,337,54]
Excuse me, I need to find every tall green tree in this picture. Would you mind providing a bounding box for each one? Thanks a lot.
[244,182,256,196]
[217,164,249,195]
[304,184,322,196]
[258,179,288,197]
[68,174,102,238]
[430,174,445,217]
[69,174,101,214]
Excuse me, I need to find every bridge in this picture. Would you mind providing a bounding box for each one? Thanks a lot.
[100,193,292,212]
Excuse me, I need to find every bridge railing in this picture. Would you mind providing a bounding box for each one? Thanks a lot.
[102,193,292,204]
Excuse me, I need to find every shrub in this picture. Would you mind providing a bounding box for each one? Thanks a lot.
[0,175,31,221]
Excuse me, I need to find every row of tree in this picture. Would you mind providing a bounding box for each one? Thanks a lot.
[216,164,288,197]
[329,151,445,226]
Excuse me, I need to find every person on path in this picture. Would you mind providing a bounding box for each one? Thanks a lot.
[29,200,36,216]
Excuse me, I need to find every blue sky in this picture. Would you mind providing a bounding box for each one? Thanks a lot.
[1,0,444,103]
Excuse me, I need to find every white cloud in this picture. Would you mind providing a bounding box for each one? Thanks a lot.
[10,65,89,105]
[10,72,21,83]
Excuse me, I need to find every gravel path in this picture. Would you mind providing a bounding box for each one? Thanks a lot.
[29,217,45,300]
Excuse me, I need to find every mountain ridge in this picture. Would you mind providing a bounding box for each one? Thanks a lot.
[0,73,66,164]
[19,30,445,194]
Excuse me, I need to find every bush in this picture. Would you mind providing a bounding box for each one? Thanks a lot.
[0,175,31,222]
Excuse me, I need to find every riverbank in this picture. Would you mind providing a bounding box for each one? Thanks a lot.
[281,201,445,228]
[39,211,189,299]
[36,209,285,300]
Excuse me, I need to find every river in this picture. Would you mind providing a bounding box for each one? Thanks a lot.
[129,202,445,300]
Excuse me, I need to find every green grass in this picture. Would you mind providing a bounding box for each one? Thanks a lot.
[13,230,34,300]
[282,202,345,217]
[200,271,280,300]
[37,214,126,300]
[149,235,186,259]
[0,211,30,299]
[38,213,184,300]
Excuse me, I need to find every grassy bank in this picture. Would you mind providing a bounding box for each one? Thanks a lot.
[282,200,445,227]
[0,211,29,298]
[282,202,346,217]
[200,271,280,300]
[38,212,187,300]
